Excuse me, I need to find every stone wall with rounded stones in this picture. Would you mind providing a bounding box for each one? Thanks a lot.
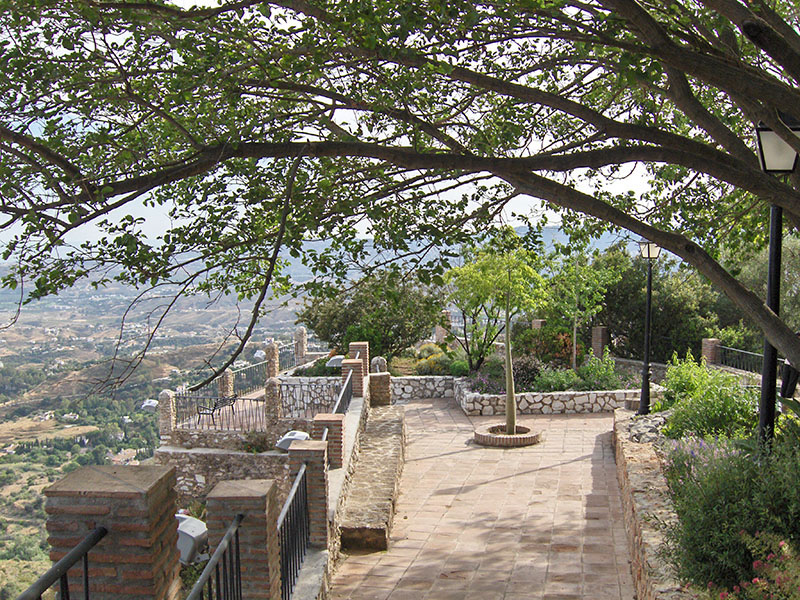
[454,377,642,415]
[154,446,294,507]
[279,376,341,417]
[390,376,454,403]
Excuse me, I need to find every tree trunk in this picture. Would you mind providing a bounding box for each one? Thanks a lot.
[572,316,578,371]
[505,290,516,435]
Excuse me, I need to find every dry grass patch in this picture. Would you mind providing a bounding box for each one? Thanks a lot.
[0,418,97,446]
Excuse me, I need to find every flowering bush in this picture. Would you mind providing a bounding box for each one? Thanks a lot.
[700,533,800,600]
[662,438,800,589]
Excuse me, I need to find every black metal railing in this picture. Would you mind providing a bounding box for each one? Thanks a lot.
[331,369,353,415]
[719,345,765,374]
[17,526,107,600]
[279,343,296,373]
[187,513,244,600]
[175,392,271,432]
[230,361,268,396]
[278,464,310,600]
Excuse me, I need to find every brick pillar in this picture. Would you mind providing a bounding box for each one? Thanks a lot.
[312,413,345,468]
[592,326,610,358]
[294,326,308,366]
[349,342,369,376]
[218,369,234,397]
[206,480,280,600]
[531,319,547,330]
[287,441,328,548]
[702,338,721,364]
[265,377,283,420]
[43,465,180,600]
[342,359,364,397]
[370,372,391,406]
[265,342,279,379]
[158,389,175,437]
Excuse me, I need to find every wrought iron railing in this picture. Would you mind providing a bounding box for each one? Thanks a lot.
[175,392,271,432]
[331,369,353,415]
[279,343,295,373]
[17,526,107,600]
[278,464,310,600]
[186,513,244,600]
[719,345,765,374]
[230,361,268,396]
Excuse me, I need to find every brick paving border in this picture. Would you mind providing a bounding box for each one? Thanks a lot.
[330,397,635,600]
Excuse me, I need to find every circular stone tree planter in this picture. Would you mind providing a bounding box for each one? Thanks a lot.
[474,424,543,448]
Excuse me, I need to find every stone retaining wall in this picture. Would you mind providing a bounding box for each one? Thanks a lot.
[613,409,689,600]
[391,376,454,403]
[154,445,293,506]
[280,376,341,417]
[455,378,641,415]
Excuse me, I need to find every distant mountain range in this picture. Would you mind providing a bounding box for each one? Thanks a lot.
[281,225,636,281]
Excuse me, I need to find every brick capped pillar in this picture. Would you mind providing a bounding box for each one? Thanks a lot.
[206,480,281,600]
[265,342,279,379]
[217,369,234,397]
[592,326,610,358]
[43,465,180,600]
[287,441,328,548]
[342,359,364,397]
[312,413,345,468]
[702,338,721,364]
[349,342,369,377]
[158,389,175,438]
[294,326,308,366]
[265,377,283,420]
[370,372,391,406]
[531,319,547,330]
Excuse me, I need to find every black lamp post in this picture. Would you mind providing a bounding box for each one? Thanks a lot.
[637,240,661,416]
[755,114,800,441]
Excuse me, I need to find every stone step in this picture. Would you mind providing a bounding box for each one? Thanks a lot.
[339,405,405,551]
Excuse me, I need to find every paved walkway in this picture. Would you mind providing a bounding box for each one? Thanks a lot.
[329,397,634,600]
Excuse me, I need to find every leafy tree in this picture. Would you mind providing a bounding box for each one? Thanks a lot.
[713,236,800,351]
[297,270,443,361]
[544,243,622,369]
[3,1,800,380]
[445,230,546,432]
[593,243,720,363]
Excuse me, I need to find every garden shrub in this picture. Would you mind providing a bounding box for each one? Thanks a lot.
[449,359,469,377]
[700,533,800,599]
[512,324,578,368]
[573,350,624,391]
[512,355,544,391]
[416,342,443,359]
[530,367,579,392]
[661,359,757,439]
[481,355,506,380]
[663,438,800,589]
[415,352,452,375]
[293,358,338,376]
[659,351,710,410]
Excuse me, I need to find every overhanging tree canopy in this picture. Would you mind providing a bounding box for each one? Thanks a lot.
[3,0,800,382]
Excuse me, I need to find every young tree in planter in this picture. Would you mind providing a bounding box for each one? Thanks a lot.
[545,243,622,370]
[446,232,546,433]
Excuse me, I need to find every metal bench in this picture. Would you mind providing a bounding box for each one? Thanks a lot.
[196,395,237,425]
